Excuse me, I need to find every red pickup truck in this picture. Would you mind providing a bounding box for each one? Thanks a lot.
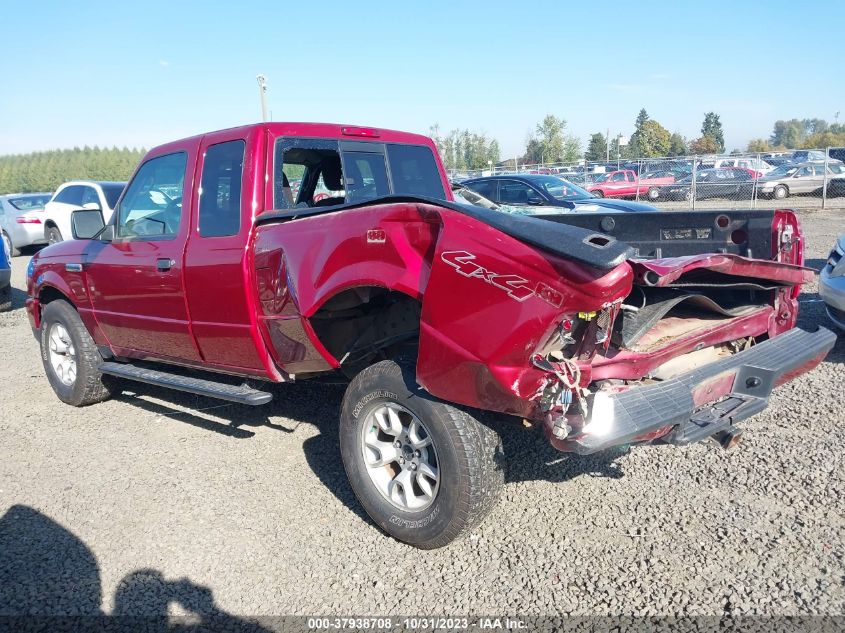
[588,169,676,200]
[26,122,835,548]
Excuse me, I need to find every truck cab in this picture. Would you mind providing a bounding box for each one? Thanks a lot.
[27,123,449,378]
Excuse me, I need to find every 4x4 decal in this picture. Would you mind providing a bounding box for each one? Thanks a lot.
[440,250,535,302]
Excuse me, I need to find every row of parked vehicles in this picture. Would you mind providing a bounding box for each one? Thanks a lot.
[0,181,125,256]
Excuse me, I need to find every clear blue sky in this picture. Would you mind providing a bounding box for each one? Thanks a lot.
[1,0,842,158]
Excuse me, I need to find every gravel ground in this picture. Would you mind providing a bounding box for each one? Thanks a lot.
[0,209,843,623]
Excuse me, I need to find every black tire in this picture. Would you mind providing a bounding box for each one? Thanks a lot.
[46,226,63,244]
[2,232,20,257]
[339,359,503,549]
[592,190,604,198]
[40,300,115,406]
[647,187,660,201]
[0,285,10,312]
[773,184,788,200]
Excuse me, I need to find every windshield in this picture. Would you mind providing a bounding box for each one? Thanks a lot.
[768,165,798,178]
[531,176,593,201]
[591,173,610,184]
[101,184,125,208]
[8,194,51,210]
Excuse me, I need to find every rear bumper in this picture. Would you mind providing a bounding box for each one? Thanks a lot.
[557,327,836,454]
[9,222,47,248]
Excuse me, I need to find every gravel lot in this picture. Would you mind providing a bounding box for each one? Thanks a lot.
[0,209,843,623]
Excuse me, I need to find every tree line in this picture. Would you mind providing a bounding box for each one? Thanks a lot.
[747,119,845,153]
[432,111,845,171]
[0,147,145,195]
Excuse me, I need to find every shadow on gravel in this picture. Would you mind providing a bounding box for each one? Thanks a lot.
[109,377,629,522]
[804,258,827,270]
[0,504,270,631]
[6,287,28,311]
[797,291,845,364]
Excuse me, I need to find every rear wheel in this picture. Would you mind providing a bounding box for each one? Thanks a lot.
[339,359,503,548]
[773,185,788,200]
[46,226,63,245]
[2,232,19,257]
[40,300,115,406]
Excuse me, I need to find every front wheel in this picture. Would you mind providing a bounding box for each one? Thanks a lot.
[339,360,503,548]
[40,300,115,406]
[592,190,604,198]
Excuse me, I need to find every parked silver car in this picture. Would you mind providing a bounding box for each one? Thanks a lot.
[756,161,845,200]
[820,234,845,331]
[0,193,53,256]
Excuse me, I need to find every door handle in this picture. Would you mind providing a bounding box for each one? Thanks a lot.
[156,258,174,272]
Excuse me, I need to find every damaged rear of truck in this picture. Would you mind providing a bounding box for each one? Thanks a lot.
[254,197,834,547]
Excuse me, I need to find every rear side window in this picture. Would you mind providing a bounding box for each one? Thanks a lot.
[54,185,84,206]
[343,152,390,203]
[81,187,100,206]
[466,180,496,200]
[199,140,245,237]
[8,195,51,210]
[387,144,446,198]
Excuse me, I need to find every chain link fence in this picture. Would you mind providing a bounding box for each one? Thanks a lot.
[448,147,845,210]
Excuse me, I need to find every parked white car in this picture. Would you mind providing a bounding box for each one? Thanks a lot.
[0,192,53,256]
[712,157,774,175]
[43,181,125,244]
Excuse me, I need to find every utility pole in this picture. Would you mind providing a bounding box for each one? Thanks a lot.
[256,74,268,122]
[606,128,610,162]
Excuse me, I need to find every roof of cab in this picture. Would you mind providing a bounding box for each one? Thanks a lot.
[147,122,435,156]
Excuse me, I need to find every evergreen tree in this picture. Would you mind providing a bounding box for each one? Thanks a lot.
[0,147,145,194]
[701,112,725,152]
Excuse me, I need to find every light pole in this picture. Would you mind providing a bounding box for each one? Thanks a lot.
[256,74,268,122]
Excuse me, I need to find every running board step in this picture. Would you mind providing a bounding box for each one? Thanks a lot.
[98,362,273,406]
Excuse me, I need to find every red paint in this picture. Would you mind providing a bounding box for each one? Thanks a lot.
[586,170,674,199]
[25,122,826,453]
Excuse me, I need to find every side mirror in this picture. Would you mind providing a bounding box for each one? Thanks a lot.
[81,202,101,211]
[71,209,106,240]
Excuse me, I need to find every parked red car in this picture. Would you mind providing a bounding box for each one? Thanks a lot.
[26,123,834,548]
[587,169,677,200]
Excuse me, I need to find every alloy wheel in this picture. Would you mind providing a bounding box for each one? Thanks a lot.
[48,323,77,386]
[360,402,440,512]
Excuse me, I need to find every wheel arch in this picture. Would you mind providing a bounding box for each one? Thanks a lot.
[307,284,422,377]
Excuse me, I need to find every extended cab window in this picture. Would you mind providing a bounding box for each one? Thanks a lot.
[117,152,187,238]
[387,144,445,198]
[199,140,245,237]
[274,138,344,209]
